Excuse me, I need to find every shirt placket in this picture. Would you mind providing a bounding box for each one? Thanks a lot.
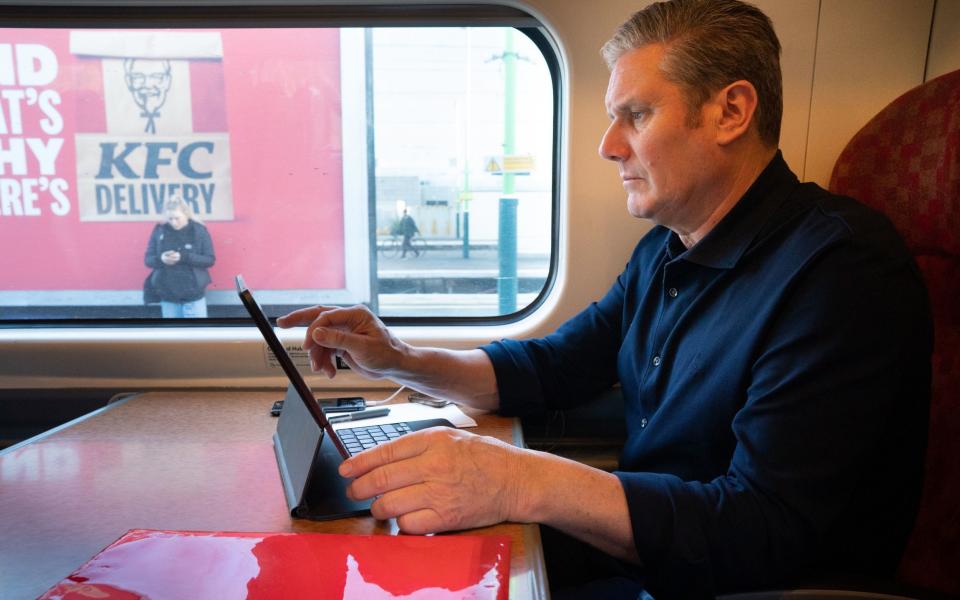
[637,256,693,430]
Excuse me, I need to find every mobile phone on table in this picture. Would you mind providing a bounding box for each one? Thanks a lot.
[269,396,365,416]
[321,397,366,413]
[408,391,450,408]
[270,400,284,416]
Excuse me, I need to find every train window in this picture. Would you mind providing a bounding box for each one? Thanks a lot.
[0,6,558,324]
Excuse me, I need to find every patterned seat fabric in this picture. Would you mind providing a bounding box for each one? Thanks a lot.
[830,68,960,597]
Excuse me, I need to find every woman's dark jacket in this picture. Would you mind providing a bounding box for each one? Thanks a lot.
[143,221,215,303]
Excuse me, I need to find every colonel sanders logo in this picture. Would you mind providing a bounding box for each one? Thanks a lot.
[123,58,172,134]
[71,30,235,222]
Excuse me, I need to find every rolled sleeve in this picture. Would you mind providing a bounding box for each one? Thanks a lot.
[479,269,630,416]
[480,339,547,416]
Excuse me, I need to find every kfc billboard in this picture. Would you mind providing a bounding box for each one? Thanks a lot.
[0,27,370,309]
[71,31,235,223]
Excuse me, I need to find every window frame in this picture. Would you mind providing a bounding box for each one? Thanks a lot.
[0,2,562,327]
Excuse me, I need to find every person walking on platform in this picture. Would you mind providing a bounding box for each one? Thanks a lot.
[399,209,421,258]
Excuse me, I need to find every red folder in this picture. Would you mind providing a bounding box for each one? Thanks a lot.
[40,529,511,599]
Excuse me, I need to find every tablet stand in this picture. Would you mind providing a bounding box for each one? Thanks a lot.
[272,384,372,520]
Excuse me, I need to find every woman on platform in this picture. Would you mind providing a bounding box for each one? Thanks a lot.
[143,197,216,318]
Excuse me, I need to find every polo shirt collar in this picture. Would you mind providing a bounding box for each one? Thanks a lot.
[666,150,798,268]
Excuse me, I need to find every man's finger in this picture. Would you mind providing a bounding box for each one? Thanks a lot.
[306,305,374,331]
[310,326,373,360]
[347,456,428,501]
[276,306,321,328]
[395,507,446,535]
[309,346,336,377]
[276,304,338,328]
[339,430,432,479]
[367,483,432,520]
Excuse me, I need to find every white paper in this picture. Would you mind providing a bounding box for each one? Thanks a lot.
[331,402,477,431]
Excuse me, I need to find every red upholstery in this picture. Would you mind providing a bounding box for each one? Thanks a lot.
[830,68,960,597]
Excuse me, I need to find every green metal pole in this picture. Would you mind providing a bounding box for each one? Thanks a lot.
[461,193,471,259]
[498,29,518,314]
[462,28,472,259]
[461,145,471,258]
[498,197,517,314]
[502,31,516,198]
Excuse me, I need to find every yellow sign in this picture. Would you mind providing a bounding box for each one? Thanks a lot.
[503,154,535,173]
[484,154,534,174]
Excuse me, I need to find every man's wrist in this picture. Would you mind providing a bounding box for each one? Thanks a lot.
[390,338,420,382]
[507,448,552,524]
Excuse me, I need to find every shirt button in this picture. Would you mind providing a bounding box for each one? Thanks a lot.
[652,355,661,367]
[668,287,678,298]
[640,417,648,428]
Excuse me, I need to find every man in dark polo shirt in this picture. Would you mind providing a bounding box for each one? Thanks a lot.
[279,0,931,596]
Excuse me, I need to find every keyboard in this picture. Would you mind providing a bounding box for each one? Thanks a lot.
[337,422,411,456]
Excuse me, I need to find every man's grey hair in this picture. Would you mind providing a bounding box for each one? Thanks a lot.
[601,0,782,146]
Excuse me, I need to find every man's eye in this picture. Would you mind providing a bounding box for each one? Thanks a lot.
[631,111,646,121]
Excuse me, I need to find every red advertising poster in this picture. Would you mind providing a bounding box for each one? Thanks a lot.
[0,28,354,305]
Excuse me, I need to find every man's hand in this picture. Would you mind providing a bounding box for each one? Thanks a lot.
[339,427,529,534]
[341,425,640,563]
[160,250,180,265]
[276,304,409,379]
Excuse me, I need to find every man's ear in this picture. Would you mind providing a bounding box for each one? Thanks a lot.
[713,80,759,146]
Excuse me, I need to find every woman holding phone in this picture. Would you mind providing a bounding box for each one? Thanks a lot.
[143,196,216,318]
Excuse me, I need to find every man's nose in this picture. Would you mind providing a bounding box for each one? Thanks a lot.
[599,122,627,162]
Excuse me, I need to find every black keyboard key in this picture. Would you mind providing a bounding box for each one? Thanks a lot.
[338,422,416,456]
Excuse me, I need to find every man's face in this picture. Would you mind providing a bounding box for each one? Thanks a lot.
[126,59,172,112]
[599,44,718,234]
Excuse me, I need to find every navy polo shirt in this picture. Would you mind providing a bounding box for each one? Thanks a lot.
[482,152,931,597]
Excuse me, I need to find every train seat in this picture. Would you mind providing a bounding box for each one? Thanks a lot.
[720,68,960,600]
[827,67,960,598]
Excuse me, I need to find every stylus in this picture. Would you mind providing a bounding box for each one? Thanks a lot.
[328,407,391,423]
[322,405,365,413]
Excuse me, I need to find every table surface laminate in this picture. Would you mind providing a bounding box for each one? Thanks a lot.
[0,390,547,599]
